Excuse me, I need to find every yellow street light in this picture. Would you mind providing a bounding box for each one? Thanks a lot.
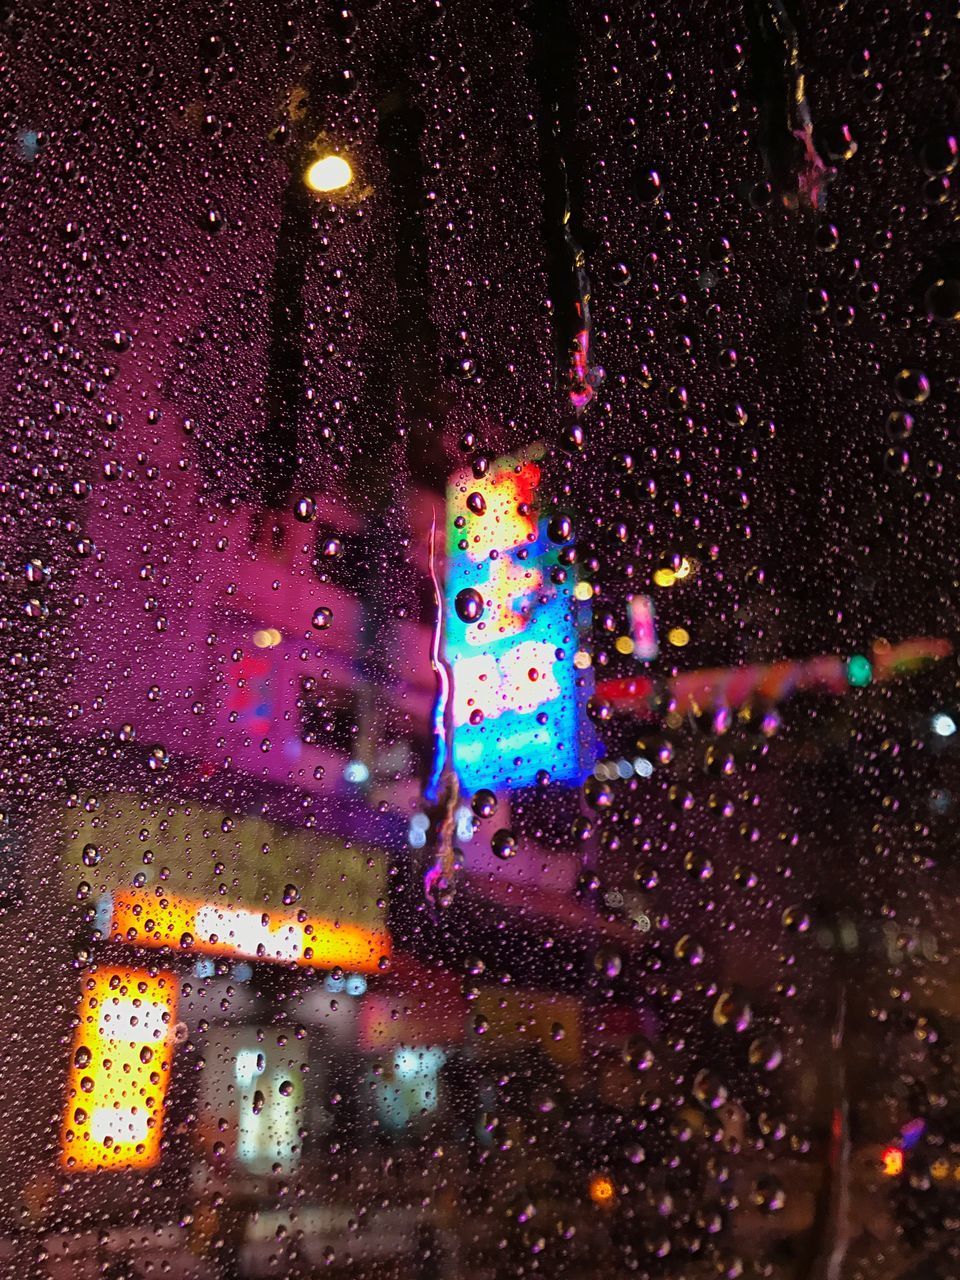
[304,154,353,193]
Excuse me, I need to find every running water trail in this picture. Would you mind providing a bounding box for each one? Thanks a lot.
[746,0,833,209]
[806,981,852,1280]
[423,509,460,913]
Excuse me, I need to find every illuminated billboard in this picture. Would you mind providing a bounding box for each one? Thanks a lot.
[109,887,390,972]
[61,966,178,1172]
[445,445,593,792]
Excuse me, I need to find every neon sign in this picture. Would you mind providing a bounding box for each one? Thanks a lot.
[445,445,593,792]
[109,887,390,972]
[61,966,178,1172]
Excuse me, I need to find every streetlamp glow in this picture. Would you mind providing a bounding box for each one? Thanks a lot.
[304,154,353,193]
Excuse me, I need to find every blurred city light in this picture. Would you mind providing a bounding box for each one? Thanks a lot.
[343,759,370,783]
[304,153,353,193]
[588,1173,616,1205]
[845,653,873,687]
[253,627,282,648]
[932,711,957,737]
[628,594,658,660]
[60,967,178,1172]
[110,887,390,971]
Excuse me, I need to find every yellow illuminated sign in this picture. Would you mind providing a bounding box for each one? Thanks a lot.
[61,967,178,1172]
[110,887,390,972]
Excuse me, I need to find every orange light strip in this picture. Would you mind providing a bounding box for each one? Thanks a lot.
[61,966,178,1172]
[110,888,391,973]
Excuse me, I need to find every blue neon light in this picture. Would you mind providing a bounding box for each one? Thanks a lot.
[444,454,594,793]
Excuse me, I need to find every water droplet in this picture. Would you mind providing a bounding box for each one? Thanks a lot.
[885,410,914,440]
[713,990,753,1032]
[674,934,705,966]
[692,1068,728,1110]
[471,789,497,819]
[782,904,811,933]
[623,1035,655,1072]
[455,588,484,623]
[637,168,662,203]
[751,1176,786,1213]
[491,830,518,860]
[547,514,573,544]
[893,368,930,405]
[593,946,622,978]
[683,851,714,881]
[925,277,960,323]
[884,446,910,475]
[607,261,632,288]
[748,1036,783,1071]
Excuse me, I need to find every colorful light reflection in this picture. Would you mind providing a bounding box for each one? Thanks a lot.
[61,967,178,1172]
[445,447,593,792]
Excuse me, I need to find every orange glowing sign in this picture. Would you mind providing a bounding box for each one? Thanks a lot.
[881,1145,904,1177]
[110,888,390,972]
[61,967,178,1172]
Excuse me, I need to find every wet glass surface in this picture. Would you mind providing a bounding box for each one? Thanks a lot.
[2,3,960,1278]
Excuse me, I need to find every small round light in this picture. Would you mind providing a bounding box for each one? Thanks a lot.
[667,626,690,648]
[846,654,872,687]
[589,1174,616,1205]
[343,760,369,784]
[305,154,353,193]
[932,712,957,738]
[253,627,282,649]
